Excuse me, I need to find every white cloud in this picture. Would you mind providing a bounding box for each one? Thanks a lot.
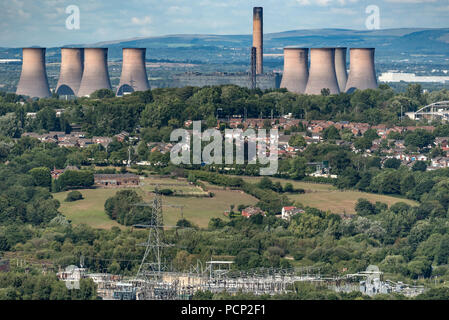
[296,0,358,5]
[167,6,192,15]
[384,0,437,2]
[131,16,152,25]
[330,7,357,14]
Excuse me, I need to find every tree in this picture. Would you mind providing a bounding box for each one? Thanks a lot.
[289,157,307,180]
[383,158,401,169]
[258,177,273,190]
[90,89,115,99]
[355,198,376,216]
[55,170,94,191]
[104,190,152,225]
[354,137,372,151]
[65,190,83,202]
[412,161,427,172]
[29,167,51,189]
[322,126,340,140]
[288,134,306,148]
[404,129,434,149]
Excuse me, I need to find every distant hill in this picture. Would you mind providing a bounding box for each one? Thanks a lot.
[1,28,448,64]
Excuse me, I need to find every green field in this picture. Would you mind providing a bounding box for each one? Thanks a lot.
[54,178,258,229]
[237,176,417,214]
[54,175,418,230]
[289,191,417,214]
[54,188,124,229]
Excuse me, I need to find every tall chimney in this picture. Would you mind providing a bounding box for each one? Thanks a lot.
[117,48,150,96]
[253,7,263,75]
[305,48,340,95]
[16,48,51,98]
[334,47,348,92]
[280,48,309,94]
[56,48,84,96]
[345,48,378,93]
[77,48,112,97]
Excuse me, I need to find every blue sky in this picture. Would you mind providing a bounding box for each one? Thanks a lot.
[1,0,448,47]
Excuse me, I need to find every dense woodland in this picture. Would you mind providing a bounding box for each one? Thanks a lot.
[2,85,449,299]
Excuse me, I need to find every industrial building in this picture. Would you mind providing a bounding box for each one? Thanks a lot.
[56,48,84,96]
[379,72,449,83]
[280,48,309,94]
[171,72,280,90]
[16,48,51,98]
[305,48,340,95]
[116,48,150,96]
[345,48,378,92]
[77,48,112,97]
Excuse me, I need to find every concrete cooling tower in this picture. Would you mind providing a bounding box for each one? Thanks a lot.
[280,48,309,94]
[305,48,340,95]
[116,48,150,96]
[16,48,51,98]
[77,48,112,97]
[253,7,263,75]
[345,48,378,93]
[56,48,84,96]
[334,47,348,92]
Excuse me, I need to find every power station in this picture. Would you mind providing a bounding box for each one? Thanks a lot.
[77,48,112,97]
[345,48,378,93]
[305,48,340,95]
[16,48,51,98]
[56,48,84,96]
[12,7,379,98]
[116,48,150,96]
[334,47,348,92]
[280,48,309,94]
[253,7,263,75]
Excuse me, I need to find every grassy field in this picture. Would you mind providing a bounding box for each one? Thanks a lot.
[289,190,417,214]
[238,176,337,192]
[236,176,417,214]
[53,174,418,230]
[54,189,124,229]
[54,181,258,229]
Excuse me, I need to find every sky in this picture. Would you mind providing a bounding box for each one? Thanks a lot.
[0,0,448,47]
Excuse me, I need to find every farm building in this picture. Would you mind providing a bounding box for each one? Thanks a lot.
[241,206,265,218]
[94,173,140,187]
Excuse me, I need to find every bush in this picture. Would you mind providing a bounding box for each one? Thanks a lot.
[65,191,83,202]
[159,189,174,196]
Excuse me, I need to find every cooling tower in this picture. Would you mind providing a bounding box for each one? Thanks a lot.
[77,48,112,97]
[305,48,340,95]
[334,47,348,92]
[16,48,51,98]
[253,7,263,75]
[280,48,309,94]
[116,48,150,96]
[345,48,378,93]
[56,48,84,96]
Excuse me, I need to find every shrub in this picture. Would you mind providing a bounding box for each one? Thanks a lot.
[65,191,83,202]
[159,189,174,196]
